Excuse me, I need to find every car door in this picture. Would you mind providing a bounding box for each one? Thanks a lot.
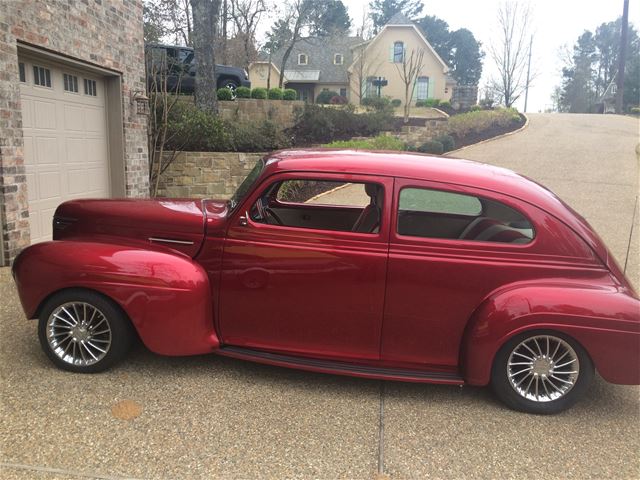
[382,177,572,370]
[218,172,393,361]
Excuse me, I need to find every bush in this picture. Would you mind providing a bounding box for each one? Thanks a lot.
[316,89,340,104]
[330,95,348,104]
[417,140,444,155]
[435,134,456,152]
[236,86,251,98]
[251,87,267,99]
[160,100,290,152]
[217,88,233,101]
[283,88,297,100]
[438,100,451,109]
[362,96,392,111]
[630,106,640,115]
[289,104,394,145]
[447,107,521,138]
[469,104,482,112]
[424,98,441,107]
[391,99,402,107]
[268,88,284,100]
[323,134,406,151]
[415,99,426,107]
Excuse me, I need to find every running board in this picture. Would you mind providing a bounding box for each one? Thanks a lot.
[218,346,464,385]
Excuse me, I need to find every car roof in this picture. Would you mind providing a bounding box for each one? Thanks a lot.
[261,149,607,259]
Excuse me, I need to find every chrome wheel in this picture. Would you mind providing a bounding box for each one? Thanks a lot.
[45,302,112,367]
[507,335,579,402]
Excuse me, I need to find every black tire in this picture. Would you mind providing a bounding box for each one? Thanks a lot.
[218,79,239,97]
[38,289,134,373]
[490,330,594,414]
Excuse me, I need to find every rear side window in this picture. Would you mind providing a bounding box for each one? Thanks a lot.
[398,187,534,244]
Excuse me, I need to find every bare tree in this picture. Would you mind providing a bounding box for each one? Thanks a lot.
[488,1,534,107]
[278,0,314,88]
[395,48,425,122]
[145,0,193,45]
[191,0,221,114]
[349,44,382,104]
[230,0,266,68]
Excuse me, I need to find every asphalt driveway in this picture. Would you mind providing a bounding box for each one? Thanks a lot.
[1,113,639,479]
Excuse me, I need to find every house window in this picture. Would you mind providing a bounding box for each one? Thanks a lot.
[33,65,51,87]
[365,76,376,98]
[84,78,97,96]
[19,62,26,82]
[340,87,347,98]
[416,76,429,101]
[334,53,343,65]
[63,73,79,93]
[298,53,308,65]
[393,41,404,63]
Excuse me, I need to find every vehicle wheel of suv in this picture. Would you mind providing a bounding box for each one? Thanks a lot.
[490,331,594,414]
[38,289,134,373]
[219,79,239,98]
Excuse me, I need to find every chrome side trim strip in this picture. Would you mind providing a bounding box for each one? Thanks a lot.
[148,237,195,245]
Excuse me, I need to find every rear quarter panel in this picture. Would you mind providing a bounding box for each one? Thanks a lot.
[12,241,218,356]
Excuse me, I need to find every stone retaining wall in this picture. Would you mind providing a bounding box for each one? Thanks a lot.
[156,151,264,199]
[398,119,450,145]
[218,99,304,129]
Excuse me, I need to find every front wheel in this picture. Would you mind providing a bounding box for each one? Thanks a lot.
[38,289,134,373]
[491,331,594,414]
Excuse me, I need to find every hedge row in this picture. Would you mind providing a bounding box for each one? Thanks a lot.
[217,87,297,101]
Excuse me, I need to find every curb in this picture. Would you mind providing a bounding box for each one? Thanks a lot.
[445,113,530,156]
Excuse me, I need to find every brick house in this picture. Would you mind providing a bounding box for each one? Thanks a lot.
[0,0,149,265]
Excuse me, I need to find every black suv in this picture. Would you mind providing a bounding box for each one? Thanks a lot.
[146,43,251,94]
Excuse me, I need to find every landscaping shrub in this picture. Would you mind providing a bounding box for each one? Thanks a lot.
[630,106,640,115]
[330,95,348,104]
[230,120,291,152]
[217,88,233,101]
[316,89,340,104]
[435,134,456,152]
[289,104,394,145]
[362,96,392,111]
[283,88,297,100]
[268,88,284,100]
[424,98,441,108]
[447,107,521,138]
[438,100,451,109]
[391,99,402,107]
[251,87,267,99]
[415,99,426,107]
[235,86,251,98]
[469,104,482,111]
[322,134,406,151]
[417,140,444,155]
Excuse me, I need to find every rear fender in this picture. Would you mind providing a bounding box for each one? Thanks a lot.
[461,284,640,386]
[12,241,219,356]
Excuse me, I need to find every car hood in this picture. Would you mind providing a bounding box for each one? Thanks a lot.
[54,198,229,258]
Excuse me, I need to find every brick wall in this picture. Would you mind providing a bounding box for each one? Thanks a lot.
[0,0,148,264]
[218,99,304,129]
[157,152,264,199]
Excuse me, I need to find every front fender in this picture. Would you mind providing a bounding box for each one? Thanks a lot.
[12,241,219,356]
[461,284,640,386]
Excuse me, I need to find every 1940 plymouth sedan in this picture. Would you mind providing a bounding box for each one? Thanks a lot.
[12,150,640,414]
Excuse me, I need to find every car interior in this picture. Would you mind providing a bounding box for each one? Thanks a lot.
[249,180,534,243]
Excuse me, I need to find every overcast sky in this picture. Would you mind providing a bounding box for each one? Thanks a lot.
[258,0,638,112]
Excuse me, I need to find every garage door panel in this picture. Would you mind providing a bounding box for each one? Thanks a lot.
[63,104,85,131]
[20,57,110,245]
[33,100,57,129]
[35,136,59,165]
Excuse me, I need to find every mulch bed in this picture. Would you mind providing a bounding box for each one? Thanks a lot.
[450,113,527,150]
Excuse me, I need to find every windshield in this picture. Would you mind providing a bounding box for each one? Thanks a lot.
[229,158,265,211]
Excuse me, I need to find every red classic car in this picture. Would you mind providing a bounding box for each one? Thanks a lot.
[12,150,640,414]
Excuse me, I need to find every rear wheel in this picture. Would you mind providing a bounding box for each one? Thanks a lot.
[38,290,134,373]
[219,79,239,98]
[491,331,594,414]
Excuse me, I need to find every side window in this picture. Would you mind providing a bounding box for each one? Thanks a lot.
[33,65,51,87]
[397,187,534,244]
[251,179,383,234]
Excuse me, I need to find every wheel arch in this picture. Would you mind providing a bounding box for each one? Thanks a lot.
[460,284,640,386]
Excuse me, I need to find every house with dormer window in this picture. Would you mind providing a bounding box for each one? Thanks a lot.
[249,12,455,105]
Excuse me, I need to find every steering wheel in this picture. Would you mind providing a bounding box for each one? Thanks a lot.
[264,207,283,226]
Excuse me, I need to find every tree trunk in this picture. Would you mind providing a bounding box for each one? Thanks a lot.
[191,0,220,115]
[278,42,295,88]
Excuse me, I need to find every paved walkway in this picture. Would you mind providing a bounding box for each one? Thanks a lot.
[1,114,639,479]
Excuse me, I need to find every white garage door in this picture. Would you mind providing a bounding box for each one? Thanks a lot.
[19,57,110,244]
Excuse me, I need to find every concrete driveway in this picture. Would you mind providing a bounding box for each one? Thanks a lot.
[1,113,639,479]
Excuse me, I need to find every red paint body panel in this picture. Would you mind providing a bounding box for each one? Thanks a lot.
[11,150,640,387]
